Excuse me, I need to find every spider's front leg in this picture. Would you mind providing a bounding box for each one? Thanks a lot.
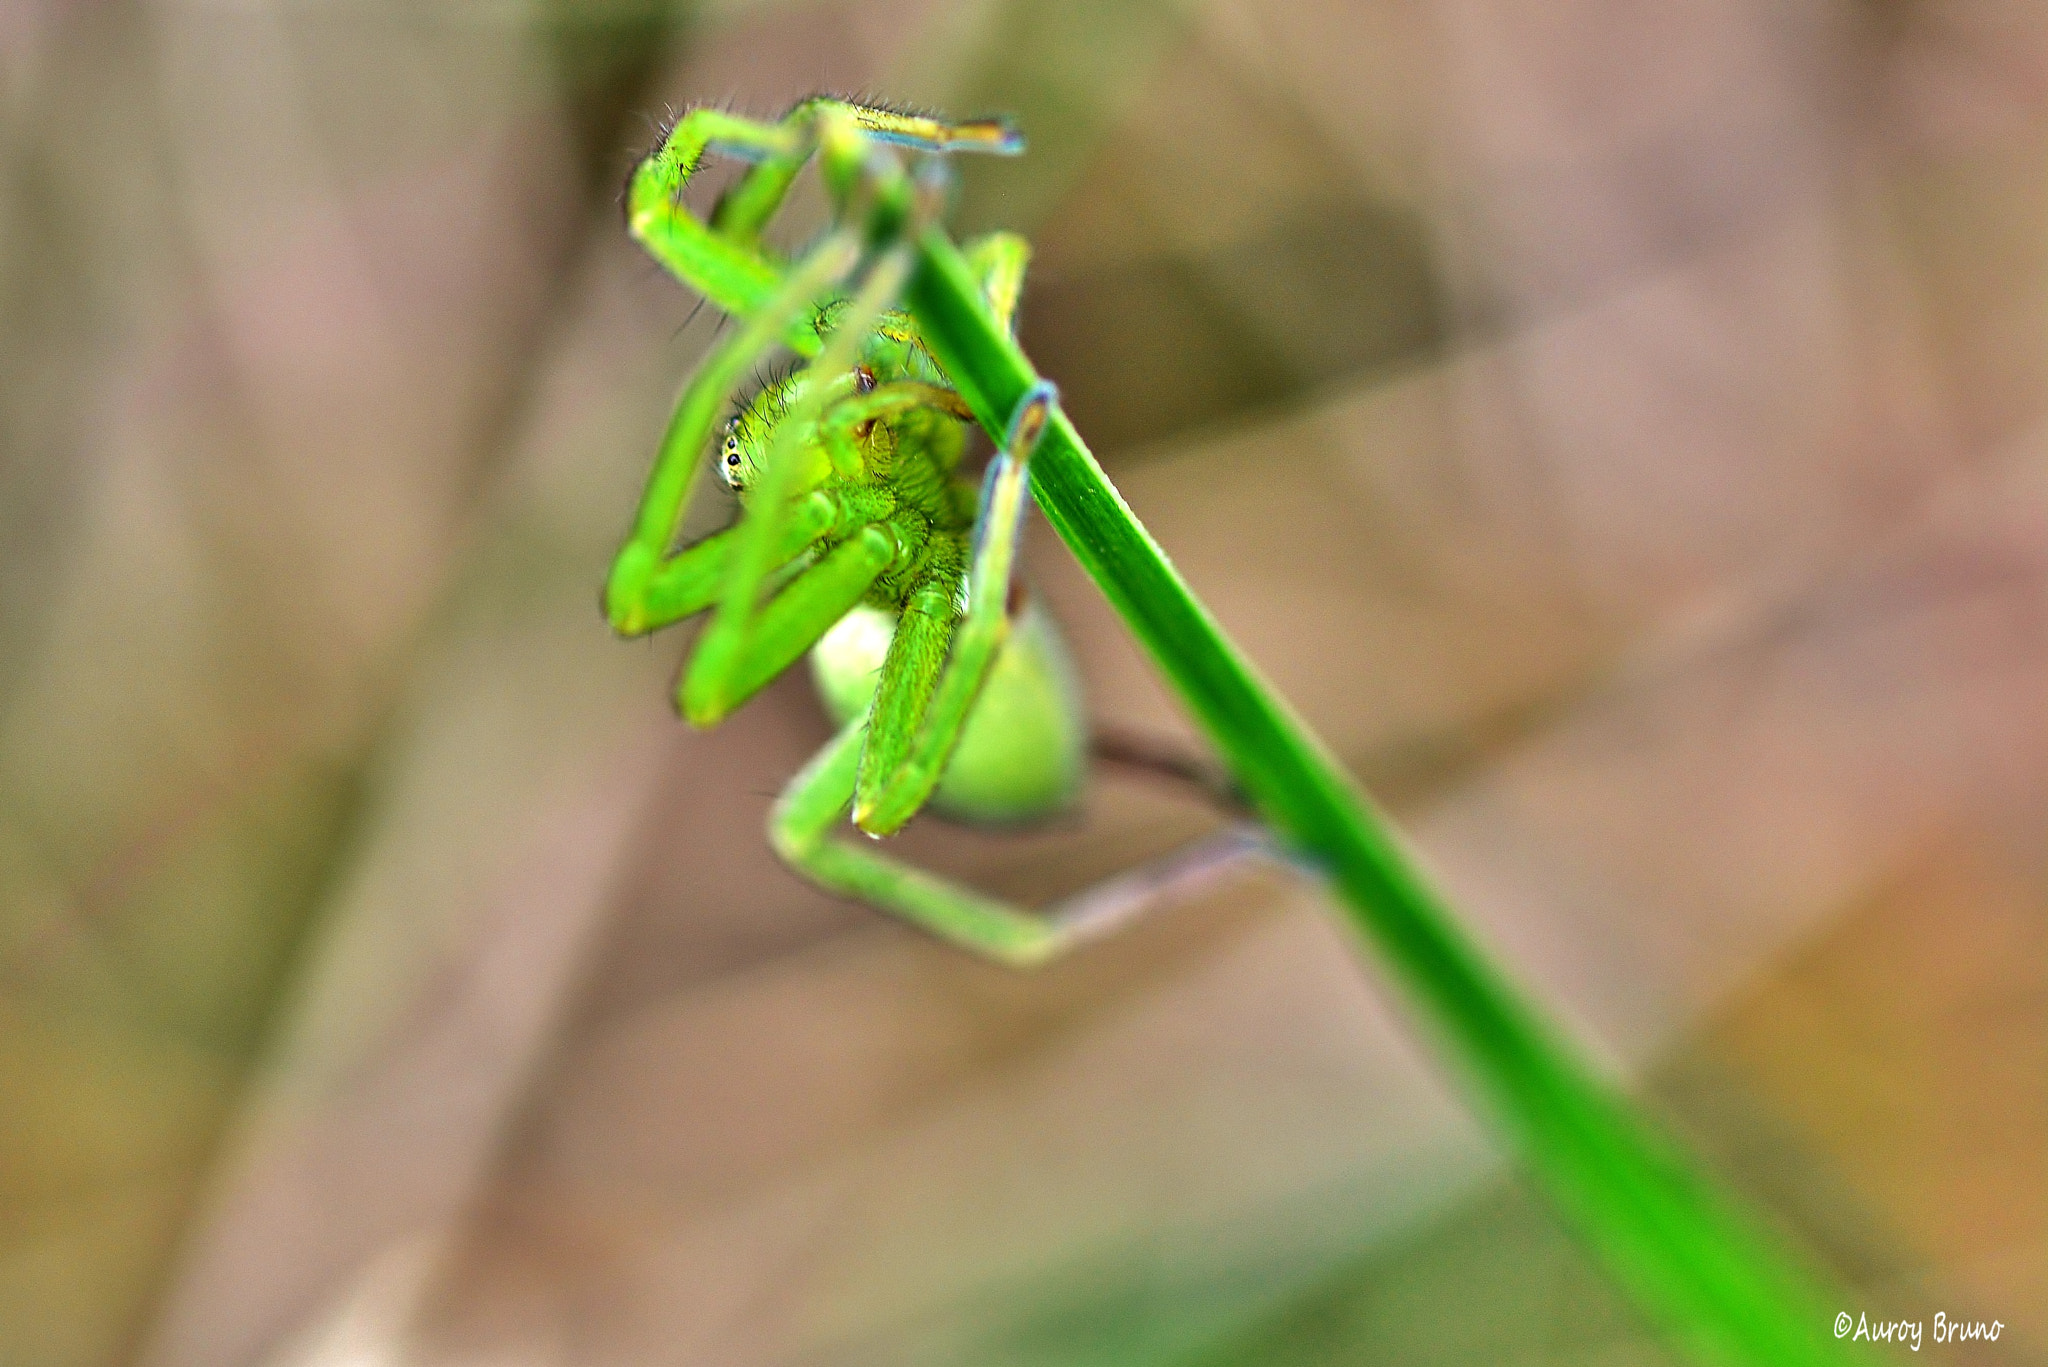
[627,107,809,349]
[853,385,1057,835]
[657,241,918,726]
[773,724,1275,967]
[628,98,1022,355]
[603,225,862,640]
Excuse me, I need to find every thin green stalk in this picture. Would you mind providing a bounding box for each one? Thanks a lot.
[906,225,1868,1367]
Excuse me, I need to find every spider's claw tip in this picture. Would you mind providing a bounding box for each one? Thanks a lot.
[1003,382,1057,456]
[958,116,1025,156]
[678,686,730,729]
[850,798,909,839]
[606,603,648,638]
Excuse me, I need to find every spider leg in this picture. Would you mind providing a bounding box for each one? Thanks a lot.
[713,98,1021,249]
[682,131,942,723]
[632,100,1022,352]
[775,722,1054,965]
[772,723,1280,968]
[604,225,862,637]
[821,98,1023,155]
[854,385,1057,835]
[817,380,973,478]
[681,525,899,722]
[614,493,837,636]
[629,109,810,349]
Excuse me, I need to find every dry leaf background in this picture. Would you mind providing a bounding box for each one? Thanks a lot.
[0,1,2041,1364]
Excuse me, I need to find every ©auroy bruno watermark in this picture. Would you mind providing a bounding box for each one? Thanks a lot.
[1834,1310,2007,1351]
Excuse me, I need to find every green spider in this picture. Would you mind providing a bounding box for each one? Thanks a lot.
[604,98,1258,966]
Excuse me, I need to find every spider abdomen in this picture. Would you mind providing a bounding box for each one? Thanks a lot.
[810,598,1086,824]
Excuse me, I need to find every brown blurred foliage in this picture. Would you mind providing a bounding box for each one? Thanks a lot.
[0,1,2042,1364]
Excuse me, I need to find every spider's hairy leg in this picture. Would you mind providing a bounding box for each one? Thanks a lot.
[630,108,822,352]
[818,380,973,477]
[604,226,862,637]
[854,384,1057,835]
[798,96,1022,156]
[854,572,960,828]
[712,98,1021,249]
[679,219,929,725]
[613,494,837,636]
[688,526,900,720]
[703,109,813,250]
[771,721,1277,968]
[772,723,1062,967]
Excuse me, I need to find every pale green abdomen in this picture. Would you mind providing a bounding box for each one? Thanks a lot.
[809,600,1086,824]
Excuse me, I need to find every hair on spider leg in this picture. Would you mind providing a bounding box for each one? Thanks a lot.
[618,108,665,216]
[622,112,714,231]
[649,101,679,144]
[805,89,949,123]
[631,255,683,303]
[672,293,712,341]
[730,357,802,429]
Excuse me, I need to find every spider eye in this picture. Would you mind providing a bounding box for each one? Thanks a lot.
[725,453,740,466]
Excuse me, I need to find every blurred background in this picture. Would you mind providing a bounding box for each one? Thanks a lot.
[2,0,2044,1363]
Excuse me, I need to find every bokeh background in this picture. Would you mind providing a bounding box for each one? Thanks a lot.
[2,1,2043,1363]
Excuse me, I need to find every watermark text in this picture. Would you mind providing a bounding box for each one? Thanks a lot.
[1833,1310,2006,1351]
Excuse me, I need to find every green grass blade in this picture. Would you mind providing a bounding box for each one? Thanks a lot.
[905,226,1871,1367]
